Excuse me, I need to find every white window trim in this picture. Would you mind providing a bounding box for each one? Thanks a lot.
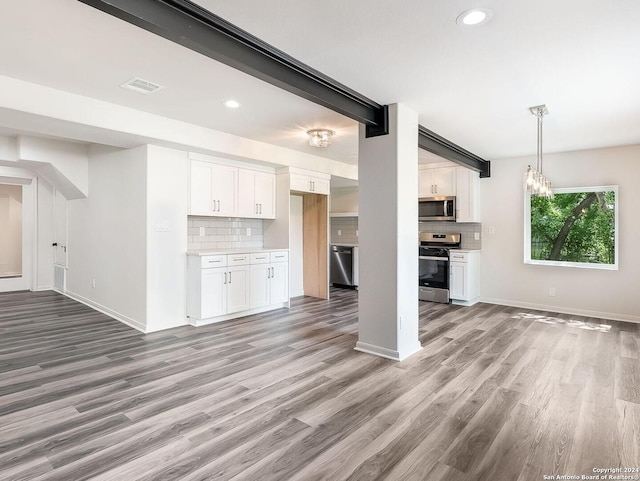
[524,185,619,271]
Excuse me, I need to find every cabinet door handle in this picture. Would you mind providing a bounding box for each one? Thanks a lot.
[259,203,262,214]
[212,200,216,212]
[228,271,232,283]
[267,268,271,279]
[271,267,274,277]
[217,200,221,212]
[224,272,227,284]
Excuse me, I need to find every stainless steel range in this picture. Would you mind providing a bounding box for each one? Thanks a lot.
[418,232,461,304]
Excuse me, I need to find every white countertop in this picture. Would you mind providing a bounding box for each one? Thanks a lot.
[187,248,289,256]
[331,243,359,247]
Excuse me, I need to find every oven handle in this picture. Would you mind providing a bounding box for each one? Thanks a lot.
[419,256,447,261]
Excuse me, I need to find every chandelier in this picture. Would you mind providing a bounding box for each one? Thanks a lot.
[525,105,553,198]
[307,129,334,148]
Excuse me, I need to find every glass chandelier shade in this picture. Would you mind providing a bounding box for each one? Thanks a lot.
[525,105,553,198]
[307,129,334,148]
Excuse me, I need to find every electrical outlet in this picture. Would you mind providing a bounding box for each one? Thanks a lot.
[91,279,96,289]
[356,230,359,237]
[474,232,480,241]
[246,227,251,236]
[488,226,495,235]
[548,287,556,297]
[338,229,342,236]
[199,227,205,237]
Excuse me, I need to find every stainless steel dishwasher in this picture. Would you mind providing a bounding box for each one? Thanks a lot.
[330,245,359,288]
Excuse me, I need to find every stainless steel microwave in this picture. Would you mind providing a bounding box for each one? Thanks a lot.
[418,196,456,221]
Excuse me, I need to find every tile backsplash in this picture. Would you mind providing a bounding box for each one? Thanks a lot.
[419,221,482,250]
[331,217,481,249]
[331,216,358,245]
[188,216,264,251]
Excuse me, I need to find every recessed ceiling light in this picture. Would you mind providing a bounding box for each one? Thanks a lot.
[456,8,493,27]
[223,99,240,109]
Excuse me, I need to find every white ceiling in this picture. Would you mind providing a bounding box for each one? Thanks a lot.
[1,0,639,166]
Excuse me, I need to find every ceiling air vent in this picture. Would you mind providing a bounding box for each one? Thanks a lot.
[120,77,164,95]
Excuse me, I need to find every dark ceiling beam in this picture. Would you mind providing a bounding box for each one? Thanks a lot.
[78,0,491,176]
[77,0,388,137]
[419,126,491,178]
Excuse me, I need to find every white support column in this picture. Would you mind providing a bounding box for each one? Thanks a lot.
[356,103,421,361]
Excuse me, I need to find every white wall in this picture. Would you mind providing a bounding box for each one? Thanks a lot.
[289,195,304,297]
[330,187,358,213]
[66,145,147,330]
[481,144,640,322]
[0,184,23,276]
[36,177,54,289]
[146,145,188,332]
[17,136,89,199]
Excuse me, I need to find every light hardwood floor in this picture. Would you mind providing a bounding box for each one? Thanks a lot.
[0,288,638,480]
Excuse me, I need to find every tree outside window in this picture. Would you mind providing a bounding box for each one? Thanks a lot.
[524,186,618,270]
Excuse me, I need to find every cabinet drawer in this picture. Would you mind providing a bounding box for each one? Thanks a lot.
[250,253,271,264]
[449,252,468,263]
[228,254,250,266]
[270,251,289,263]
[200,255,227,268]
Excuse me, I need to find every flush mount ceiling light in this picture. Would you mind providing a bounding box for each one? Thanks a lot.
[456,8,493,26]
[525,104,553,198]
[223,99,240,109]
[307,129,334,148]
[120,77,164,95]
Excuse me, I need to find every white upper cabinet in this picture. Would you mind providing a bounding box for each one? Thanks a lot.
[190,160,238,216]
[290,173,330,195]
[189,157,276,219]
[455,166,481,223]
[418,166,456,197]
[238,169,276,219]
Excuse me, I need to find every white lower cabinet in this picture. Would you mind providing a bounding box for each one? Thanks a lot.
[187,250,289,325]
[449,251,480,306]
[226,265,250,313]
[200,267,227,318]
[250,251,289,308]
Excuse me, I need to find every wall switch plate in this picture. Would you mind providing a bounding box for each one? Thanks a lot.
[91,279,96,289]
[356,230,359,237]
[338,229,342,236]
[155,223,170,232]
[548,287,556,297]
[199,227,205,237]
[246,227,251,236]
[474,232,480,241]
[488,226,495,235]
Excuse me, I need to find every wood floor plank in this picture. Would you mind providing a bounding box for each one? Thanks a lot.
[0,288,638,480]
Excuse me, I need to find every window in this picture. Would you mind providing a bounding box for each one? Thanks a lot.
[524,185,618,270]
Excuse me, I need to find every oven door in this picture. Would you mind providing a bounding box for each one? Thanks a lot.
[419,256,450,303]
[419,256,449,289]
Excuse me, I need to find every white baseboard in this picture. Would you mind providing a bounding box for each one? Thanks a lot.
[62,289,147,332]
[189,302,289,327]
[480,297,640,324]
[355,340,423,362]
[452,297,480,307]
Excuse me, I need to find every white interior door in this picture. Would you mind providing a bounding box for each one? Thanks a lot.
[54,190,68,268]
[289,195,304,297]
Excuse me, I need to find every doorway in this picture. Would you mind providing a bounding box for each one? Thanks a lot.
[0,182,33,292]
